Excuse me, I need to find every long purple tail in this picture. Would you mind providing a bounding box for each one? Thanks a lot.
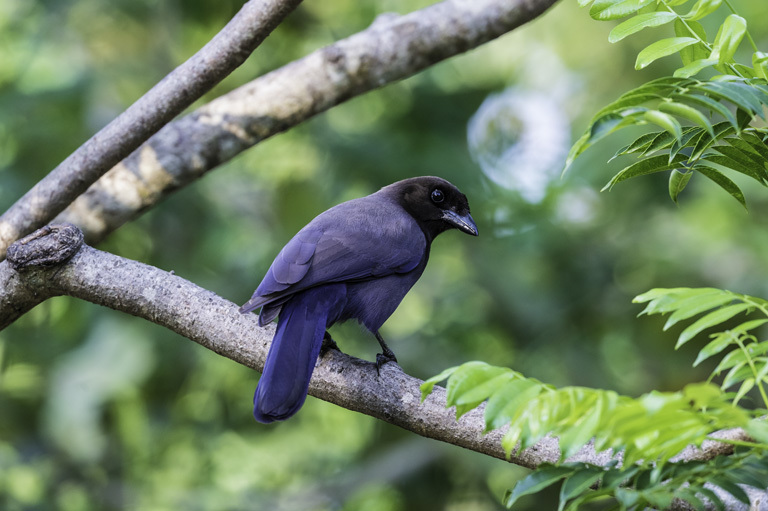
[253,285,345,423]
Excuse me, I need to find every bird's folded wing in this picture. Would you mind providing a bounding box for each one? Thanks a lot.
[241,212,425,312]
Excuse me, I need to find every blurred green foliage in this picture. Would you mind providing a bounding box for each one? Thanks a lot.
[1,0,768,509]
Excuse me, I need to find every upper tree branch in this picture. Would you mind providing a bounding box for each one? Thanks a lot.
[0,225,762,511]
[0,0,303,259]
[52,0,560,245]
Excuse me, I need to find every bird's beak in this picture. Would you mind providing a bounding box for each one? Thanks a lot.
[442,210,479,236]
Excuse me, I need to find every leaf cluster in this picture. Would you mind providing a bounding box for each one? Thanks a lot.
[581,0,763,77]
[421,359,768,509]
[505,449,768,511]
[567,0,768,206]
[634,287,768,407]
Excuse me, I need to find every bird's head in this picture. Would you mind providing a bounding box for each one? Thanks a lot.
[387,176,478,241]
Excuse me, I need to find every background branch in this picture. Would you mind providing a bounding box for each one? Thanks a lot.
[0,0,302,259]
[0,225,761,511]
[52,0,560,245]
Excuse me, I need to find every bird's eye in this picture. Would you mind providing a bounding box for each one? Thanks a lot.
[431,189,444,203]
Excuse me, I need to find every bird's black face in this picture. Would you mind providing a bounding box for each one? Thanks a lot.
[391,176,478,239]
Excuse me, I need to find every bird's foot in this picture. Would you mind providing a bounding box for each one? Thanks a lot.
[320,331,340,357]
[375,346,398,375]
[373,331,398,375]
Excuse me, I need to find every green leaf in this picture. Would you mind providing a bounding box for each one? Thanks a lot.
[733,378,754,405]
[683,381,724,407]
[729,466,768,491]
[662,291,734,330]
[558,396,606,458]
[609,12,677,43]
[564,131,591,171]
[669,169,693,203]
[616,131,661,156]
[732,318,768,335]
[504,465,575,508]
[674,58,719,78]
[753,51,768,80]
[745,419,768,444]
[669,127,706,160]
[741,131,768,161]
[420,365,458,401]
[658,100,714,138]
[676,303,752,348]
[636,37,699,70]
[634,287,721,314]
[642,131,676,155]
[689,122,736,160]
[720,137,768,178]
[642,487,676,509]
[721,361,750,388]
[694,162,747,208]
[696,487,726,511]
[615,487,641,507]
[603,154,685,191]
[445,362,507,411]
[697,79,764,116]
[713,346,749,374]
[681,0,722,21]
[675,18,709,65]
[456,368,517,405]
[671,93,738,129]
[633,287,685,304]
[711,476,751,504]
[589,0,655,21]
[590,77,693,122]
[710,15,747,65]
[694,335,735,367]
[644,110,683,141]
[700,153,766,184]
[675,488,707,511]
[602,465,640,490]
[484,378,545,430]
[558,468,604,510]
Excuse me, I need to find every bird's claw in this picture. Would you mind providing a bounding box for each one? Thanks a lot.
[320,331,340,357]
[375,348,398,375]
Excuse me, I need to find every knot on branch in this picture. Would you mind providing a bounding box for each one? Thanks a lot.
[6,224,84,270]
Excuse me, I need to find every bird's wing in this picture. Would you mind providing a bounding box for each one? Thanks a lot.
[240,200,426,313]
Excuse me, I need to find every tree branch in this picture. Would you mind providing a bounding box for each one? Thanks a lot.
[0,0,302,259]
[0,225,763,511]
[51,0,560,245]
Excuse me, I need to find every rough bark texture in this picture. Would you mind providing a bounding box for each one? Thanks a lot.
[0,0,303,259]
[0,226,763,511]
[52,0,560,245]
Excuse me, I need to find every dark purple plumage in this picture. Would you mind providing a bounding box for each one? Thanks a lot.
[240,176,477,423]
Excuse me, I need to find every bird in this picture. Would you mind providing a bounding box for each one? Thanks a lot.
[240,176,478,423]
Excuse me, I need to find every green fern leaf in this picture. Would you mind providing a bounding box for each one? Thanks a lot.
[636,37,699,70]
[609,12,677,43]
[677,303,752,348]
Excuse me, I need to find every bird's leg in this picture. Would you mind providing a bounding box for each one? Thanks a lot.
[320,330,340,357]
[374,331,398,374]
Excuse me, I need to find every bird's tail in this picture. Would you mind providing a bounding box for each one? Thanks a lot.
[253,285,345,423]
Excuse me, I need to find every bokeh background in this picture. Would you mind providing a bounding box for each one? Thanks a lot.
[2,0,768,509]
